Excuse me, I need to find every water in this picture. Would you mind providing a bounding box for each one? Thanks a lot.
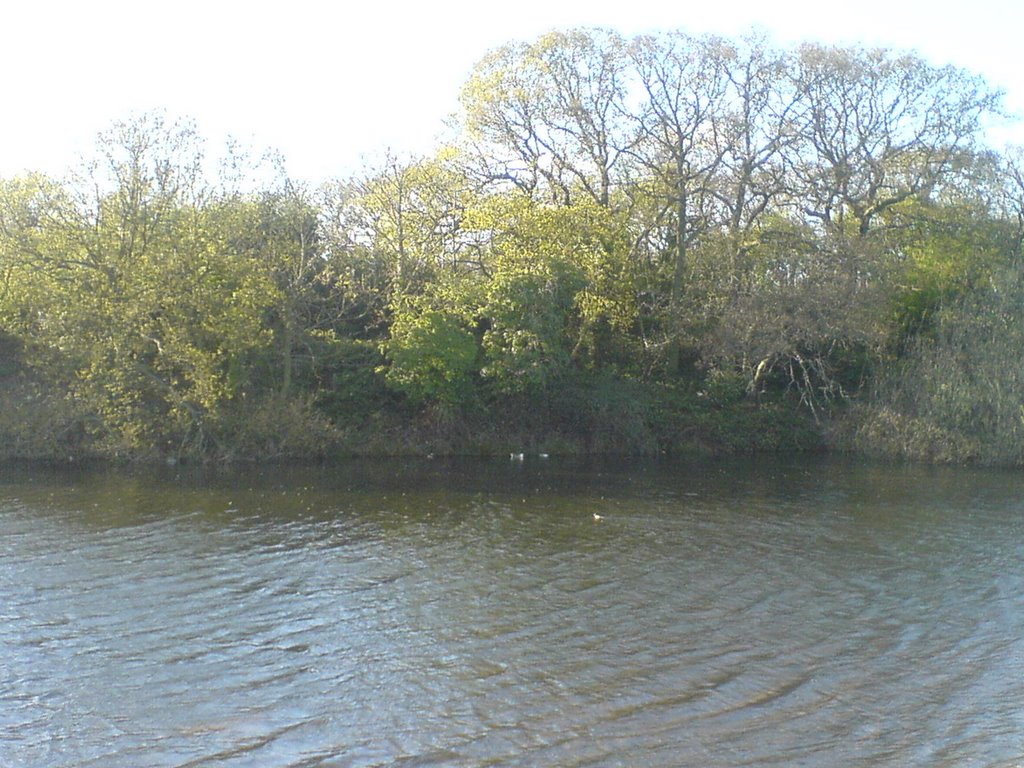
[2,456,1023,767]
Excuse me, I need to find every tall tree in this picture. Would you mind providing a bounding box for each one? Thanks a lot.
[351,152,479,300]
[713,35,801,255]
[789,44,1002,238]
[625,32,733,371]
[460,28,634,207]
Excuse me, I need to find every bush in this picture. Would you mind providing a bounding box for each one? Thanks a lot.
[840,404,982,464]
[218,395,341,460]
[0,377,96,460]
[843,269,1024,465]
[384,307,479,406]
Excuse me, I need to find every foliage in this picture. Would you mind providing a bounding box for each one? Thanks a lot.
[473,198,587,393]
[384,301,479,406]
[217,394,341,460]
[886,196,1016,341]
[0,27,1020,464]
[848,268,1024,464]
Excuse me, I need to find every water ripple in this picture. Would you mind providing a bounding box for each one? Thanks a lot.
[3,458,1024,766]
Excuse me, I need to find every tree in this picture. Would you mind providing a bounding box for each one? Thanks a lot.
[625,32,733,372]
[351,151,479,300]
[384,299,479,407]
[460,28,634,207]
[0,114,277,457]
[707,222,892,419]
[789,44,1001,238]
[997,146,1024,264]
[852,267,1024,464]
[216,177,331,400]
[712,36,802,275]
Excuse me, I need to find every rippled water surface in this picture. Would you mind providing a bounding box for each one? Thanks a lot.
[2,456,1024,766]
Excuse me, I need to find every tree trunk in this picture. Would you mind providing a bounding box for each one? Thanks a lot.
[667,177,688,374]
[280,311,294,400]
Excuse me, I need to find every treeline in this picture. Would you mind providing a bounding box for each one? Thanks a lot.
[2,28,1024,463]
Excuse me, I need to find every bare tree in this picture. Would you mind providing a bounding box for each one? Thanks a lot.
[625,32,732,370]
[459,28,635,207]
[789,44,1002,238]
[713,35,802,249]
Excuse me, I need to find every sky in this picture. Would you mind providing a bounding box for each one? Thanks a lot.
[2,0,1022,184]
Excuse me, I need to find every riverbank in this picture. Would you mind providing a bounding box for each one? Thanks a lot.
[0,371,825,464]
[0,383,846,469]
[5,363,1022,468]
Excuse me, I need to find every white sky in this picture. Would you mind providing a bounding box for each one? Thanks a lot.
[2,0,1022,183]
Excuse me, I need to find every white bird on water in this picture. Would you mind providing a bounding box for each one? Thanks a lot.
[593,513,604,522]
[510,452,525,461]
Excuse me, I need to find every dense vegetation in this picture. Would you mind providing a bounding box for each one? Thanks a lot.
[2,29,1023,464]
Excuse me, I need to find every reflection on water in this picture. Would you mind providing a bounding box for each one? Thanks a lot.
[2,456,1023,766]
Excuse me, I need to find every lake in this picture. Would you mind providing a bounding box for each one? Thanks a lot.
[2,456,1023,766]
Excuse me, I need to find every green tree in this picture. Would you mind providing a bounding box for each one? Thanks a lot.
[468,194,635,391]
[384,298,479,406]
[351,151,479,302]
[0,114,277,457]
